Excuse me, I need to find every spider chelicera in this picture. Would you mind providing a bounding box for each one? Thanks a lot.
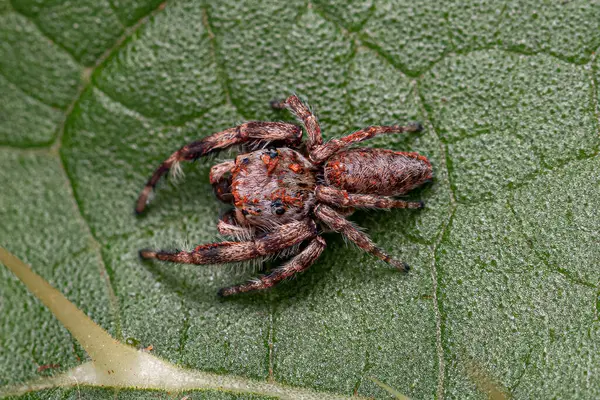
[136,95,433,296]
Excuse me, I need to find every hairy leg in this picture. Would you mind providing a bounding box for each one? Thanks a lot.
[316,185,424,209]
[210,160,235,203]
[271,94,322,151]
[209,160,235,184]
[314,204,409,271]
[139,219,317,265]
[217,210,254,239]
[335,206,356,217]
[136,122,302,213]
[310,123,423,164]
[218,236,326,296]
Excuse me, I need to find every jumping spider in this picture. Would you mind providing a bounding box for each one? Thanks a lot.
[136,95,433,296]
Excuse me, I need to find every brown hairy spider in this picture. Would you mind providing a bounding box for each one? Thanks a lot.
[136,95,433,296]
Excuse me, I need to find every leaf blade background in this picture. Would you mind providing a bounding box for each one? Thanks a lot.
[1,0,599,398]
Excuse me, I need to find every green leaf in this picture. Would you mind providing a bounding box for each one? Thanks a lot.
[1,0,599,399]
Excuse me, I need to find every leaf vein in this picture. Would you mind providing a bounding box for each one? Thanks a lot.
[508,344,539,395]
[56,150,123,340]
[588,49,600,139]
[106,0,127,30]
[430,205,456,400]
[201,5,251,121]
[46,0,171,348]
[506,197,597,289]
[414,79,457,400]
[7,1,84,67]
[457,151,600,207]
[0,66,69,111]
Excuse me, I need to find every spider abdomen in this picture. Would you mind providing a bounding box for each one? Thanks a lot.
[324,148,432,196]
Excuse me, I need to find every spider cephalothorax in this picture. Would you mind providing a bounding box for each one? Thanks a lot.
[230,147,317,229]
[136,95,433,296]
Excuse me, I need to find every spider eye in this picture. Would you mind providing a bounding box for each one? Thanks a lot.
[271,199,285,215]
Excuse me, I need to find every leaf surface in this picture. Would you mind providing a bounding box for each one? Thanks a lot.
[1,0,600,398]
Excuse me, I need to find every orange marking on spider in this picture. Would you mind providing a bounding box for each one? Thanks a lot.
[288,163,303,173]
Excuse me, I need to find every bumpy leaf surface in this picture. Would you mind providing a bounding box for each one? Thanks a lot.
[1,0,599,398]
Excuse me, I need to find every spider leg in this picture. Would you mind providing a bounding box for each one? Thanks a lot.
[316,185,424,209]
[209,160,235,184]
[139,219,317,265]
[135,121,302,213]
[210,160,235,203]
[271,94,322,151]
[217,210,253,239]
[335,206,356,217]
[218,236,326,297]
[310,123,423,164]
[314,204,409,271]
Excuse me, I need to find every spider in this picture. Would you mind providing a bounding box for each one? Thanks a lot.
[136,95,433,296]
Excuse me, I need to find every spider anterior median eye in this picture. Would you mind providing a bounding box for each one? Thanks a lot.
[271,199,285,215]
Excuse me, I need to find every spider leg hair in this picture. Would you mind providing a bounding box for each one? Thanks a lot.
[210,160,235,203]
[271,94,322,151]
[310,123,423,164]
[209,160,235,184]
[218,235,326,297]
[139,219,317,266]
[316,185,424,209]
[217,210,254,241]
[314,204,409,272]
[135,122,302,214]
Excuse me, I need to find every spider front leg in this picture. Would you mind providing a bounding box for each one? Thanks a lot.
[135,121,302,214]
[139,219,317,266]
[316,185,424,209]
[310,123,423,164]
[271,94,322,151]
[218,236,326,297]
[314,204,409,271]
[210,160,235,203]
[217,210,254,240]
